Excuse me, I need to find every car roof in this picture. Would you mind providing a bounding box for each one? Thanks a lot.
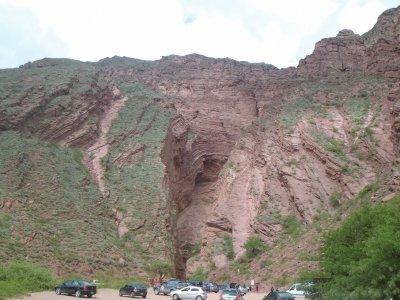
[277,291,292,295]
[222,288,239,293]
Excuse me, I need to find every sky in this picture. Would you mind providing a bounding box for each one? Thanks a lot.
[0,0,399,69]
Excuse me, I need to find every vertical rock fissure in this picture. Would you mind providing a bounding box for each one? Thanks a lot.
[161,116,229,278]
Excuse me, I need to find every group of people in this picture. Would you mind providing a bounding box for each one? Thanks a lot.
[248,280,280,294]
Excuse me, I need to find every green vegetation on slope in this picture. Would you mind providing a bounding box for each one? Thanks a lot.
[0,260,56,299]
[0,59,105,117]
[0,131,120,273]
[313,196,400,300]
[104,82,175,261]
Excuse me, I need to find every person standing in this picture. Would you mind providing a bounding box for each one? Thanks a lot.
[250,279,254,292]
[256,282,259,293]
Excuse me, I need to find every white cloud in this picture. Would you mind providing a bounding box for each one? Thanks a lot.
[0,2,67,67]
[338,0,386,34]
[0,0,398,68]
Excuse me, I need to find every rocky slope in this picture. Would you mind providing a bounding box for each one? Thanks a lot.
[0,5,400,284]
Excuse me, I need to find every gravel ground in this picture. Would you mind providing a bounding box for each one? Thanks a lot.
[6,288,272,300]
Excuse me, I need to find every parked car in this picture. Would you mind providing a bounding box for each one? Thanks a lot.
[286,283,306,297]
[155,281,187,295]
[55,279,97,298]
[170,286,207,300]
[263,291,294,300]
[219,288,243,300]
[188,280,203,287]
[203,282,219,293]
[237,285,248,295]
[218,284,230,291]
[119,282,147,298]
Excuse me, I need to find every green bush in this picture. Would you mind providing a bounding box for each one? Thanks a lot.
[306,196,400,299]
[244,236,268,258]
[0,261,57,299]
[329,190,342,207]
[282,215,301,236]
[223,235,234,260]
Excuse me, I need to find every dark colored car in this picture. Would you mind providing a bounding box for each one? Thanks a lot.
[263,291,294,300]
[154,281,187,295]
[203,282,219,293]
[187,280,203,287]
[119,282,148,298]
[55,279,97,298]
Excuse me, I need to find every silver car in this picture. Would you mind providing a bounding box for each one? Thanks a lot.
[220,289,243,300]
[170,286,208,300]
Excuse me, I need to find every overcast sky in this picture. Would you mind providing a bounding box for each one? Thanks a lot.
[0,0,398,69]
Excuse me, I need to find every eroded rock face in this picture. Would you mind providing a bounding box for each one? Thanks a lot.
[2,5,400,281]
[297,30,367,75]
[298,6,400,78]
[151,5,400,276]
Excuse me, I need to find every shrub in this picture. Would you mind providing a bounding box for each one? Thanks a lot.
[329,190,342,207]
[282,215,301,236]
[223,235,234,260]
[0,260,57,298]
[243,236,268,258]
[313,196,400,299]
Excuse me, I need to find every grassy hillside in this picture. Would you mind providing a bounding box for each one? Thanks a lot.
[0,58,178,280]
[0,131,121,273]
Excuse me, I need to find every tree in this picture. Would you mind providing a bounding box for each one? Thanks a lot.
[189,267,208,281]
[315,196,400,300]
[144,259,172,283]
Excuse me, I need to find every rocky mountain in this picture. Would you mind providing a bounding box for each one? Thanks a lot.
[0,5,400,285]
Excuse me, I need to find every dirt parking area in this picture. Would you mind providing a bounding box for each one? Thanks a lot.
[7,289,272,300]
[6,288,307,300]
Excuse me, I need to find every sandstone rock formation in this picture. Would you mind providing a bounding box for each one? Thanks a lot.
[0,5,400,283]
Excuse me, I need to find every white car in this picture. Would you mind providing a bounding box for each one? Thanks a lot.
[170,286,207,300]
[286,283,306,297]
[237,285,248,295]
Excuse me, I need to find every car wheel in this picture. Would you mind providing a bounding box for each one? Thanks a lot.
[154,288,160,295]
[119,290,124,297]
[87,295,93,298]
[55,288,61,295]
[142,294,147,298]
[173,294,179,300]
[75,290,81,298]
[196,296,202,300]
